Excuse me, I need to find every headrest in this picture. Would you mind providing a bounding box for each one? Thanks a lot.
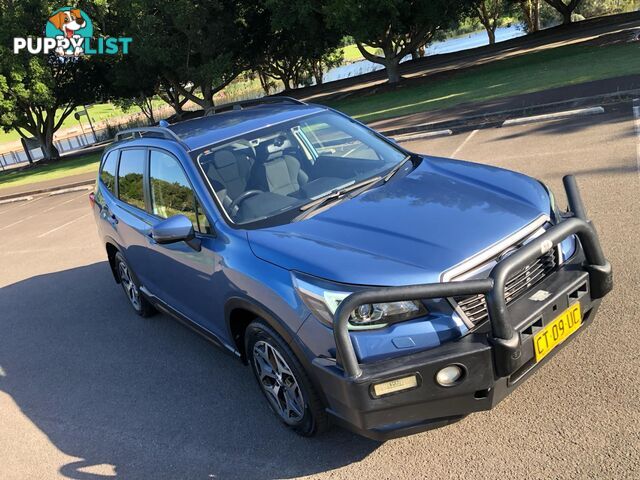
[266,138,292,155]
[212,150,236,168]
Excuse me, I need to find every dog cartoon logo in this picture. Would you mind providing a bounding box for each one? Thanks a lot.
[13,6,131,56]
[45,7,93,56]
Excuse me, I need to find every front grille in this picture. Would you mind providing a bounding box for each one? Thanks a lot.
[454,248,559,325]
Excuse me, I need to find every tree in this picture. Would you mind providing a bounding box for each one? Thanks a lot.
[0,0,110,161]
[108,55,159,124]
[543,0,583,24]
[508,0,540,33]
[575,0,639,18]
[157,78,192,119]
[476,0,507,44]
[327,0,474,84]
[256,0,344,90]
[109,0,254,112]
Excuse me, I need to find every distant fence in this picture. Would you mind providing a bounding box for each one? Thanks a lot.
[0,99,254,171]
[0,126,118,171]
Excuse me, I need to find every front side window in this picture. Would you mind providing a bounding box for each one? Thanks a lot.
[197,111,407,227]
[150,150,211,234]
[100,150,118,193]
[118,149,146,210]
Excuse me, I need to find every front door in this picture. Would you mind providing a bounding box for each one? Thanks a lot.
[142,148,225,340]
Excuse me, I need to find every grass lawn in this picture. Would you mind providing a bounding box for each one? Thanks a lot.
[0,100,165,145]
[326,42,640,123]
[0,152,101,190]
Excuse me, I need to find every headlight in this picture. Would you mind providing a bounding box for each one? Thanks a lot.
[293,272,427,330]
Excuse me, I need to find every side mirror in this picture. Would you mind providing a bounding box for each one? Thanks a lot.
[151,215,200,251]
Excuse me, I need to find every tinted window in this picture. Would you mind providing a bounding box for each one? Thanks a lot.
[150,150,211,234]
[100,150,118,193]
[118,149,146,210]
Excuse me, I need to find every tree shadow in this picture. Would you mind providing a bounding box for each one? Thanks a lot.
[0,262,377,479]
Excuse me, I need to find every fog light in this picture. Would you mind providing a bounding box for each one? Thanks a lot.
[372,375,418,397]
[436,365,463,386]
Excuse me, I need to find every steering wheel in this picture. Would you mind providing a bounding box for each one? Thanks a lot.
[229,190,263,214]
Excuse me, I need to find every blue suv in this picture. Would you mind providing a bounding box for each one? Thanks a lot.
[91,97,612,440]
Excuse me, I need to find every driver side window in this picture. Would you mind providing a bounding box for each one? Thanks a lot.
[149,150,211,234]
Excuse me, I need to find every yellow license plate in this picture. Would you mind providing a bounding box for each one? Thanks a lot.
[533,303,582,362]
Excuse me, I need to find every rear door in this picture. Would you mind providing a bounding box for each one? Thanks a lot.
[110,147,156,288]
[94,149,119,231]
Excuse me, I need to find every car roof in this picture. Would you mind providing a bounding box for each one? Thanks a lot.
[167,103,328,151]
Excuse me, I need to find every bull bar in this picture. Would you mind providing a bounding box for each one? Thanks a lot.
[333,175,613,379]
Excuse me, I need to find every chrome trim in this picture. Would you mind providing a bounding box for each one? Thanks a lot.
[443,214,551,329]
[452,301,476,329]
[441,214,550,282]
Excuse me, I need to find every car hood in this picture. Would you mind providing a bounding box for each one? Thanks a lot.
[247,156,551,286]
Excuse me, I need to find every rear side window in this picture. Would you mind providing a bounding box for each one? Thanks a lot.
[100,150,118,193]
[118,149,146,210]
[149,149,211,234]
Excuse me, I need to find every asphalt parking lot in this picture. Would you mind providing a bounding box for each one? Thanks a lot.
[1,103,639,480]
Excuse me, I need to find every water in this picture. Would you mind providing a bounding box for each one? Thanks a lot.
[322,25,525,84]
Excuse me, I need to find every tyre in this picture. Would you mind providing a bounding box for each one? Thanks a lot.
[114,252,156,317]
[246,320,328,436]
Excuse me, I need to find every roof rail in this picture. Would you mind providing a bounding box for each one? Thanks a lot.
[114,126,189,149]
[206,96,306,115]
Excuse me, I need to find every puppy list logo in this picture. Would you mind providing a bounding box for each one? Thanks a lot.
[13,7,132,57]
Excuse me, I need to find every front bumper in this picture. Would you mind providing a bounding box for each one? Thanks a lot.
[310,176,613,440]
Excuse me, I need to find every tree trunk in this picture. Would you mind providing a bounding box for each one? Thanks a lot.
[282,75,293,91]
[38,133,60,161]
[384,57,402,84]
[258,71,272,95]
[545,0,580,25]
[521,0,541,32]
[200,84,215,112]
[487,27,496,44]
[171,102,184,119]
[311,60,324,85]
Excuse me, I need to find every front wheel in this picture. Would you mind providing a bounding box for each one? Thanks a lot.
[246,321,328,436]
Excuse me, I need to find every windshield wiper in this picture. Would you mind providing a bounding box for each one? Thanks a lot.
[296,176,383,220]
[383,155,413,183]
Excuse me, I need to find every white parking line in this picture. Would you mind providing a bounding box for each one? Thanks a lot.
[451,129,478,158]
[0,215,34,232]
[633,99,640,177]
[0,195,45,216]
[42,191,89,213]
[37,212,90,238]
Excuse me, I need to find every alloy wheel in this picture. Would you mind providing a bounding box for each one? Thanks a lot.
[118,262,141,310]
[252,340,305,425]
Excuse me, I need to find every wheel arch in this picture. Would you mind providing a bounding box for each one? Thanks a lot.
[225,297,296,363]
[105,237,123,283]
[225,296,329,407]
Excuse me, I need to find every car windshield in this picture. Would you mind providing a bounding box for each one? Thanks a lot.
[196,111,407,226]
